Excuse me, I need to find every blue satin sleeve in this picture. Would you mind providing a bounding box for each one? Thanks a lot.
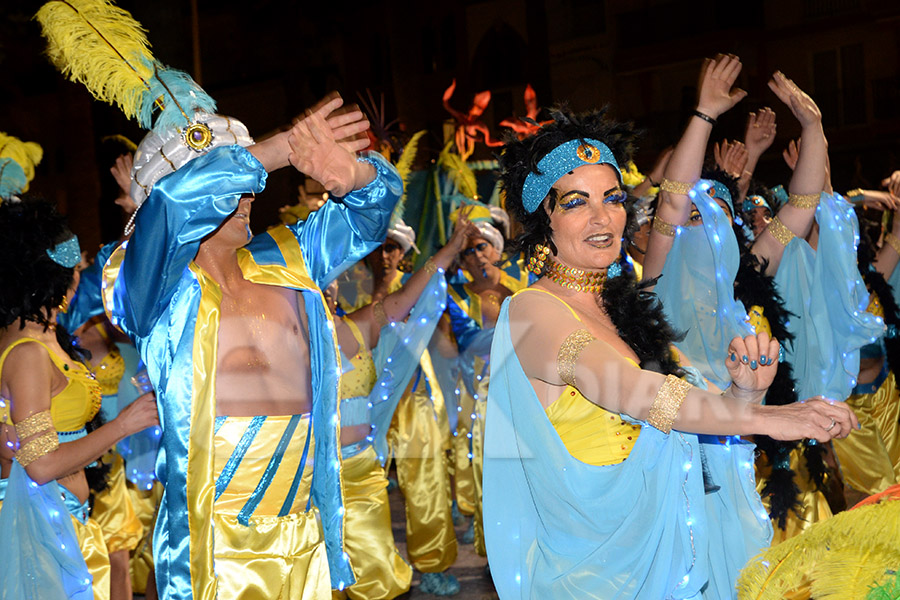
[59,241,118,332]
[289,152,402,288]
[113,145,267,337]
[446,294,481,352]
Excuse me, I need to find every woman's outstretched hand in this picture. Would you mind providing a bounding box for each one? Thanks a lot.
[696,54,748,120]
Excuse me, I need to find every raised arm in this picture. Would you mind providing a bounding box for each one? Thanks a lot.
[508,291,857,441]
[355,209,481,344]
[738,108,777,201]
[751,73,827,274]
[642,54,747,282]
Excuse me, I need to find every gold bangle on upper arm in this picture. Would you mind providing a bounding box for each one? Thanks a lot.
[373,301,389,328]
[788,192,820,209]
[885,233,900,257]
[14,410,54,440]
[659,179,695,195]
[647,375,692,434]
[765,216,795,247]
[557,329,596,388]
[16,431,59,467]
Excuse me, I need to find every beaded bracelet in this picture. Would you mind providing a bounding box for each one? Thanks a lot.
[647,375,692,434]
[557,329,596,388]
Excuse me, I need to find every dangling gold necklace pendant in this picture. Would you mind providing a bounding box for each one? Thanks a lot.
[542,257,607,294]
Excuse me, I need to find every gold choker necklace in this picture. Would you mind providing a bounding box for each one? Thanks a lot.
[542,258,607,294]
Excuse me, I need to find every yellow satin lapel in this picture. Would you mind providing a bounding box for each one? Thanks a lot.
[101,244,127,327]
[447,285,469,317]
[237,227,318,291]
[187,262,222,600]
[462,284,484,329]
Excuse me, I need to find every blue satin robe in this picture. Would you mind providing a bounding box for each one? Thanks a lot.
[104,145,402,599]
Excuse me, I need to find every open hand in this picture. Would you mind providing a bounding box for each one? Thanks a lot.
[783,138,800,171]
[881,170,900,198]
[288,94,373,197]
[768,72,822,129]
[725,331,780,396]
[696,54,747,119]
[713,140,749,179]
[744,108,777,157]
[859,190,900,211]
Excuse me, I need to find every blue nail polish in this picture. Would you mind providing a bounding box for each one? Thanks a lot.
[750,360,758,370]
[760,355,767,364]
[730,353,736,361]
[742,355,749,364]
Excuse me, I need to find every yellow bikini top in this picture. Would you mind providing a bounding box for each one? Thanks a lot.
[339,317,378,400]
[89,322,125,396]
[516,288,642,467]
[0,338,102,433]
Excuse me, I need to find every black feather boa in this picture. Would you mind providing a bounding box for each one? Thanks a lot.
[732,238,828,529]
[600,271,684,378]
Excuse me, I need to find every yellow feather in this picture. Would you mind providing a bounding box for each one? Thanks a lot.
[0,132,43,192]
[438,142,478,200]
[395,130,426,189]
[35,0,155,122]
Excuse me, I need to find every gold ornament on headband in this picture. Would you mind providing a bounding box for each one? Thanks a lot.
[576,143,602,164]
[184,122,214,152]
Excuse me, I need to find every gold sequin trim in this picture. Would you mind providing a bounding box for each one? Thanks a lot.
[660,178,695,195]
[557,329,596,388]
[373,301,389,328]
[765,216,795,246]
[788,192,820,209]
[647,374,691,434]
[16,431,59,467]
[652,216,678,237]
[885,233,900,257]
[423,257,438,276]
[14,410,54,440]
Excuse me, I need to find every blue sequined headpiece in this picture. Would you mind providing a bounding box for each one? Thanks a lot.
[701,179,734,217]
[522,138,621,213]
[46,235,81,268]
[743,194,772,214]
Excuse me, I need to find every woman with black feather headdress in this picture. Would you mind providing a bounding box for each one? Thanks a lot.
[481,53,857,599]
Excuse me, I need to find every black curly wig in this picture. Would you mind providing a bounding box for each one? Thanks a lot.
[500,106,639,262]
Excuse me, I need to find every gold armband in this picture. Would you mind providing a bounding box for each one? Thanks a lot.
[652,216,679,237]
[647,374,692,434]
[16,431,59,467]
[788,192,820,209]
[373,301,389,328]
[423,257,438,276]
[14,410,54,440]
[765,216,795,247]
[659,178,695,195]
[885,233,900,257]
[557,329,596,388]
[845,188,864,200]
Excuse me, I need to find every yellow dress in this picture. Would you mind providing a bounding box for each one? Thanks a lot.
[747,304,834,541]
[0,338,111,600]
[832,294,900,495]
[335,317,412,600]
[212,414,329,600]
[84,324,144,556]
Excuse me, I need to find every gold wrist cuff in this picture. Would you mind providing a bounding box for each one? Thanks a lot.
[846,188,864,199]
[557,329,596,388]
[373,301,389,328]
[660,178,695,195]
[765,216,796,247]
[423,257,438,276]
[885,233,900,257]
[647,374,692,434]
[788,192,820,209]
[14,410,54,440]
[652,216,679,237]
[16,431,59,467]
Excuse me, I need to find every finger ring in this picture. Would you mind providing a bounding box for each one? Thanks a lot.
[824,418,836,432]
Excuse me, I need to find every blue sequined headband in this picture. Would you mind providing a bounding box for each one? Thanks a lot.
[46,235,81,268]
[702,179,734,216]
[743,194,772,214]
[521,138,621,213]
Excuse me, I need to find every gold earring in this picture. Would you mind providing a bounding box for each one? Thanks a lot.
[528,242,551,274]
[57,295,69,314]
